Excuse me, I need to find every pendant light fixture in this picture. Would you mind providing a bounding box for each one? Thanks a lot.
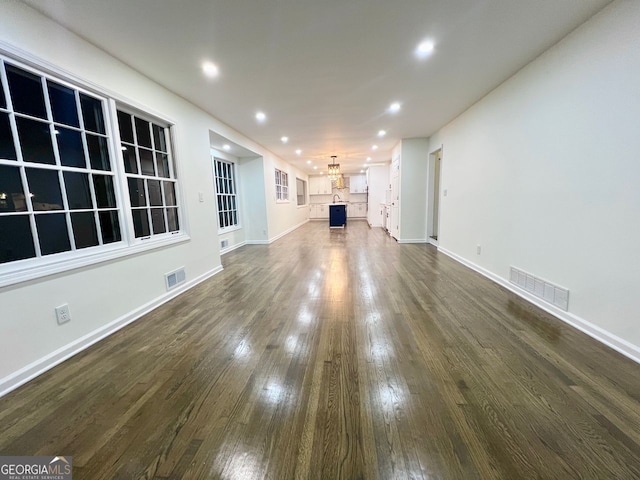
[328,155,340,179]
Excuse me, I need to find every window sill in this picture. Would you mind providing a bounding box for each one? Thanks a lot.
[218,224,242,235]
[276,200,290,204]
[0,232,191,289]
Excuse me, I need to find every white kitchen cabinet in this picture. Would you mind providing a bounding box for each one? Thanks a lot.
[309,204,318,218]
[349,174,367,193]
[309,176,332,195]
[318,203,329,218]
[346,203,367,218]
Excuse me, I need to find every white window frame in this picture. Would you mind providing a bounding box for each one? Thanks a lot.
[275,168,289,202]
[115,105,182,242]
[213,157,240,233]
[0,50,188,288]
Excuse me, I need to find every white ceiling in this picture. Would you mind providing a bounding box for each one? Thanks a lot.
[22,0,611,174]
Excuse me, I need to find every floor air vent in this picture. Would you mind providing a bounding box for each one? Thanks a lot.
[509,267,569,311]
[165,267,186,291]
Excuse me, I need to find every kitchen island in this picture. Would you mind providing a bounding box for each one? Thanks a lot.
[329,203,346,228]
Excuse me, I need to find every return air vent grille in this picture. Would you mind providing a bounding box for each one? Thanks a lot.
[221,239,229,249]
[165,267,186,291]
[509,266,569,311]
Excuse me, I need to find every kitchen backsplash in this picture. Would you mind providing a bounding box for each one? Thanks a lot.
[309,190,367,205]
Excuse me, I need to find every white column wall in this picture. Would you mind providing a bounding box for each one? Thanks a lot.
[429,0,640,356]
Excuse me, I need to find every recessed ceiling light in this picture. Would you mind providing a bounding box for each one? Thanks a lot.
[388,102,401,113]
[202,61,219,78]
[416,40,435,58]
[306,160,312,164]
[295,149,302,155]
[320,172,324,175]
[281,136,288,143]
[372,145,378,151]
[377,130,386,137]
[222,144,231,151]
[366,157,371,162]
[313,166,318,170]
[255,111,266,122]
[360,169,365,173]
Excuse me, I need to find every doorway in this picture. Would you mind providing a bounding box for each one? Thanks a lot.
[427,149,442,245]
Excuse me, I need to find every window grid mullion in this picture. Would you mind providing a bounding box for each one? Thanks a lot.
[18,165,41,258]
[0,60,22,165]
[144,180,152,237]
[149,122,159,178]
[75,89,93,172]
[165,128,175,179]
[130,116,142,176]
[57,169,78,252]
[87,173,104,245]
[160,181,169,233]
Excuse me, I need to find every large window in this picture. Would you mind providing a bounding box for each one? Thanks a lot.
[275,168,288,201]
[0,61,120,264]
[0,54,183,283]
[213,158,238,230]
[296,178,306,206]
[117,109,179,238]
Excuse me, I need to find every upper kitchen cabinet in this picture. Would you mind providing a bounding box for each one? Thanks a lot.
[349,174,367,193]
[309,175,332,195]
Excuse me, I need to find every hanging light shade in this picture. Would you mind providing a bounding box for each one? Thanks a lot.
[328,155,340,179]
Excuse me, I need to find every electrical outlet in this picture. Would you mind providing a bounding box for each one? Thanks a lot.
[198,192,204,202]
[476,244,481,255]
[55,304,71,325]
[443,189,448,197]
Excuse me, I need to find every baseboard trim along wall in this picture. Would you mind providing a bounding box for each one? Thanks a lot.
[220,241,246,255]
[0,265,224,398]
[438,247,640,365]
[267,219,309,244]
[398,238,428,244]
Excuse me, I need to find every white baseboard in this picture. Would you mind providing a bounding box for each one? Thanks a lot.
[220,241,246,255]
[245,239,269,245]
[0,265,224,398]
[438,247,640,365]
[268,219,309,244]
[398,238,428,244]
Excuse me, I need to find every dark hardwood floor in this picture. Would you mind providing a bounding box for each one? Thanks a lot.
[1,221,639,479]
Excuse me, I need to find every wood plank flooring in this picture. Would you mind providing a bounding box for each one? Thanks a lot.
[1,221,640,479]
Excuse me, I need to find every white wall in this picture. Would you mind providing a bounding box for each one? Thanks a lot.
[239,156,269,243]
[399,138,430,242]
[262,154,309,242]
[367,165,390,227]
[0,2,308,393]
[429,0,640,357]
